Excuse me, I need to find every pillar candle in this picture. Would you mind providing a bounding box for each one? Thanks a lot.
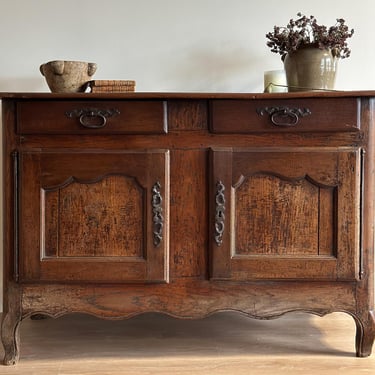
[264,70,287,93]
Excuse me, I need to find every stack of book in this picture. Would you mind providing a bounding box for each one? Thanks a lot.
[89,80,136,93]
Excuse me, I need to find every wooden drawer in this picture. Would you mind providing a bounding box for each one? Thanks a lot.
[209,98,360,133]
[17,100,167,134]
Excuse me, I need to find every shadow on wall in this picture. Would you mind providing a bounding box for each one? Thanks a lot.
[164,44,265,92]
[0,78,47,92]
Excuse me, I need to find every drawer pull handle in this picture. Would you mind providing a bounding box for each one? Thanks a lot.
[215,180,226,246]
[152,181,164,247]
[65,108,120,129]
[257,106,311,127]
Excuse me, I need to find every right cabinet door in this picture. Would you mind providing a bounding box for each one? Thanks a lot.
[210,148,361,281]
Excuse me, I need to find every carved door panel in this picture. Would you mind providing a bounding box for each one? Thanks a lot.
[210,148,361,281]
[17,150,169,283]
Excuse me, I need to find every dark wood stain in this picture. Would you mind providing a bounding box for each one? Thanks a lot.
[1,92,374,365]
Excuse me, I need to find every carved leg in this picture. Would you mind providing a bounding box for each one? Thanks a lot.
[1,282,22,365]
[1,311,21,365]
[354,310,375,357]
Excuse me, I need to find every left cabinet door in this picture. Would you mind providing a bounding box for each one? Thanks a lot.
[16,150,170,283]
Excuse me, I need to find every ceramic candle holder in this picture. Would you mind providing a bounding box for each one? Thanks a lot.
[264,70,287,93]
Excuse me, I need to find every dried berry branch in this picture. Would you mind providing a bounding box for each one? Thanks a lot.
[266,13,354,60]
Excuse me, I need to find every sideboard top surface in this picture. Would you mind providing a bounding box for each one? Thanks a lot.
[1,90,375,100]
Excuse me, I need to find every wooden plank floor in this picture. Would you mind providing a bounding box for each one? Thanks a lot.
[0,312,374,374]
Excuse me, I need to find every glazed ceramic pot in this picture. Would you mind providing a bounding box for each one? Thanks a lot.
[40,60,97,93]
[283,46,338,92]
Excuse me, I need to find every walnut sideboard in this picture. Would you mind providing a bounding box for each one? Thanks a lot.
[1,92,375,364]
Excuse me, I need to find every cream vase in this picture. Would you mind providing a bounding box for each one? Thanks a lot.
[283,47,338,92]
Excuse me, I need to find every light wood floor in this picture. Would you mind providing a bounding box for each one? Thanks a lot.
[0,312,374,374]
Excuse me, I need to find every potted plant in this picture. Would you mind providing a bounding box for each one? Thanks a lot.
[266,13,354,91]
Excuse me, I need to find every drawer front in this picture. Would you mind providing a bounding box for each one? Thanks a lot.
[17,100,167,134]
[209,98,360,133]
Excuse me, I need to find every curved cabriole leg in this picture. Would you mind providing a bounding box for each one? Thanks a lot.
[1,312,21,365]
[1,282,22,365]
[354,310,375,357]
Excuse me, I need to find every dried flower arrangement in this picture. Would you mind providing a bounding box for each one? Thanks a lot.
[266,13,354,60]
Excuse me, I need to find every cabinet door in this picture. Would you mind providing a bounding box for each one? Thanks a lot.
[17,150,169,283]
[210,148,361,281]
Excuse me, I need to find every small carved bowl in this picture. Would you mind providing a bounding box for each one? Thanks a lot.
[40,60,97,93]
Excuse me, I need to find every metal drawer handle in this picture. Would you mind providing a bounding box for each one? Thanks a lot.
[65,108,120,129]
[257,106,311,127]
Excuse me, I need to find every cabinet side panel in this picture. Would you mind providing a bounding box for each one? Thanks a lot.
[2,101,19,312]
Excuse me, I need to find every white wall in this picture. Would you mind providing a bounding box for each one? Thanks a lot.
[0,0,374,93]
[0,0,374,310]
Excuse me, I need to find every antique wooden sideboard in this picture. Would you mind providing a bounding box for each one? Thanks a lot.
[1,91,375,364]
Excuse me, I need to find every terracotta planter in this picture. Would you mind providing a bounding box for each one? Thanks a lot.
[283,47,338,92]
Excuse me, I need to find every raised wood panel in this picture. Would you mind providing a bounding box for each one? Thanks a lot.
[43,175,144,258]
[234,174,325,256]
